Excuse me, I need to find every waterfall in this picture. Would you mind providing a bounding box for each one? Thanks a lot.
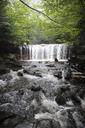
[19,46,23,60]
[19,44,68,61]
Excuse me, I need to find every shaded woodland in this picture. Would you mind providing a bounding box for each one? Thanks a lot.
[0,0,85,47]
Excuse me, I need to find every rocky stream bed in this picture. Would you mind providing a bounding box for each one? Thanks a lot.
[0,61,85,128]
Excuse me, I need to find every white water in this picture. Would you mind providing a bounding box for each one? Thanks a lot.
[19,44,68,61]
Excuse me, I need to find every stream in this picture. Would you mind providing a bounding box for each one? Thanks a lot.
[0,60,85,128]
[0,44,85,128]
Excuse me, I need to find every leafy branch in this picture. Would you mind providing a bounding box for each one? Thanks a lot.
[20,0,57,23]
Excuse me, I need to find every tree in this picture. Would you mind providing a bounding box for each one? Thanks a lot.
[0,0,13,54]
[77,0,85,45]
[5,0,85,45]
[0,0,11,43]
[42,0,81,44]
[6,0,49,44]
[6,0,31,44]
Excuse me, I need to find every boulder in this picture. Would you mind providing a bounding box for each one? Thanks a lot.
[0,73,12,81]
[70,95,81,106]
[0,59,22,72]
[0,68,10,75]
[0,111,24,128]
[54,71,62,79]
[34,72,42,77]
[55,58,58,62]
[55,95,66,105]
[63,63,72,80]
[6,61,22,71]
[23,68,42,77]
[17,72,23,77]
[31,85,42,92]
[18,89,24,95]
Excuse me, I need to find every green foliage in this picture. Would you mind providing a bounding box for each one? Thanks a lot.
[4,0,85,45]
[6,0,48,44]
[0,0,12,43]
[6,1,30,44]
[42,0,82,44]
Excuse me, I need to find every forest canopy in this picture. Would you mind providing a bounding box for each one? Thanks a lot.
[0,0,85,45]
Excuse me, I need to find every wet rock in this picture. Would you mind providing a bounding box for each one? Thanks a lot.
[34,72,42,77]
[0,87,34,118]
[55,58,58,62]
[23,69,28,74]
[54,85,71,105]
[6,61,22,71]
[23,68,42,77]
[0,68,10,75]
[64,68,72,80]
[78,88,85,99]
[17,72,23,77]
[52,120,61,128]
[0,111,14,122]
[60,85,70,92]
[31,85,42,92]
[0,59,22,72]
[54,85,70,97]
[23,68,35,75]
[18,89,24,95]
[54,71,62,79]
[7,77,30,91]
[0,93,12,104]
[34,113,61,128]
[72,111,85,128]
[39,120,53,128]
[0,73,12,81]
[71,95,81,106]
[31,65,37,68]
[56,109,77,128]
[63,63,72,80]
[0,80,7,87]
[55,95,66,105]
[0,111,24,128]
[15,122,33,128]
[45,63,55,67]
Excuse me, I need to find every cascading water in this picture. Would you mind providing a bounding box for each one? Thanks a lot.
[19,44,68,61]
